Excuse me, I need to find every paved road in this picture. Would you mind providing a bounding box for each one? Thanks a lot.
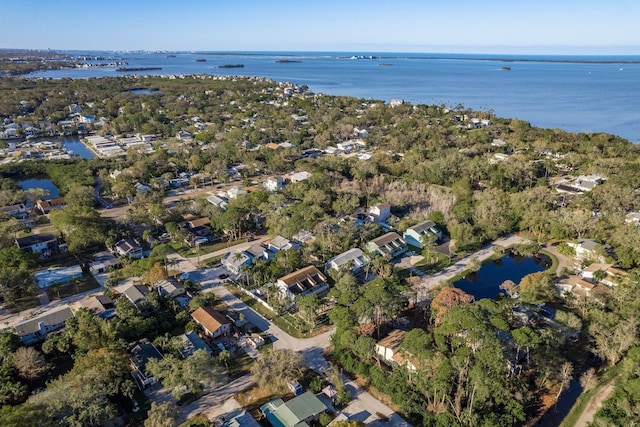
[207,285,411,426]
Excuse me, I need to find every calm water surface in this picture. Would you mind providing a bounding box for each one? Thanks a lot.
[27,51,640,142]
[454,253,550,300]
[18,178,60,200]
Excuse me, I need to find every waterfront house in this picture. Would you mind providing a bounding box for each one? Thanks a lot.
[191,306,232,339]
[114,238,143,259]
[260,391,328,427]
[325,248,370,276]
[276,266,329,305]
[14,306,74,345]
[366,232,408,259]
[403,220,443,248]
[35,198,67,215]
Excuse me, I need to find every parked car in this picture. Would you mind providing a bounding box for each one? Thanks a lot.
[218,273,229,280]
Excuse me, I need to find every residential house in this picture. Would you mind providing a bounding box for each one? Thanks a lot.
[176,130,193,141]
[154,277,186,298]
[178,331,212,358]
[375,329,417,372]
[325,248,370,276]
[403,220,443,248]
[366,232,408,259]
[582,263,629,287]
[179,216,214,247]
[264,177,284,192]
[625,211,640,227]
[367,204,391,223]
[89,251,121,274]
[16,233,60,255]
[79,294,116,319]
[244,243,272,262]
[222,251,253,274]
[207,194,229,211]
[35,197,67,215]
[573,174,605,192]
[268,236,293,253]
[122,284,150,307]
[561,276,598,297]
[260,391,328,427]
[0,203,28,219]
[286,171,311,183]
[114,239,143,259]
[14,306,74,345]
[130,339,163,389]
[222,410,261,427]
[276,266,329,304]
[567,239,604,263]
[191,306,233,339]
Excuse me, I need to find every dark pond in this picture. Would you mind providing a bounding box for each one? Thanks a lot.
[454,253,551,300]
[18,178,60,201]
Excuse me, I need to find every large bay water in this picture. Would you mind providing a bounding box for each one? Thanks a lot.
[27,51,640,142]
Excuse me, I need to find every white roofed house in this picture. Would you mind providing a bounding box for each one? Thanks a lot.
[403,220,443,248]
[222,250,253,275]
[275,266,329,307]
[267,236,293,253]
[326,248,370,276]
[367,204,391,224]
[286,171,311,183]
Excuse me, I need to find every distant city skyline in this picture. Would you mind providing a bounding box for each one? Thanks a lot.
[3,0,640,55]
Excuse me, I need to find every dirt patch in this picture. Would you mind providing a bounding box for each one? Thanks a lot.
[573,379,616,427]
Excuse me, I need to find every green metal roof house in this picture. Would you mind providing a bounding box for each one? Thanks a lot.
[260,391,328,427]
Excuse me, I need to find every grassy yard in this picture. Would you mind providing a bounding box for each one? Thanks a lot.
[5,294,40,313]
[225,285,315,339]
[179,415,212,427]
[46,276,100,301]
[540,248,560,275]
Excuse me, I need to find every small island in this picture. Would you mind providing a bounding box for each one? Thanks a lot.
[275,59,302,64]
[217,64,244,69]
[115,67,162,72]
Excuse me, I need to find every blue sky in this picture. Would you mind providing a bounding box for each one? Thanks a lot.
[3,0,640,54]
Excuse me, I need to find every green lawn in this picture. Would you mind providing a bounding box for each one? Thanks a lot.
[225,285,313,339]
[46,276,101,301]
[5,294,40,313]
